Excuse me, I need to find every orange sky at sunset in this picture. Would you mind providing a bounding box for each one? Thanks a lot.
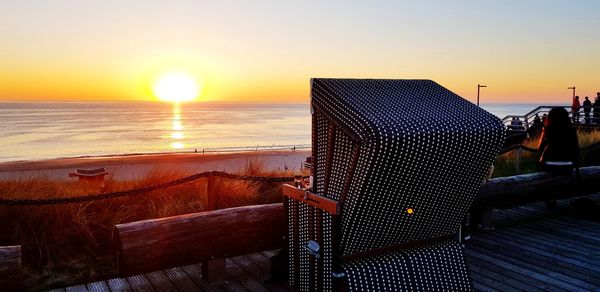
[1,1,599,104]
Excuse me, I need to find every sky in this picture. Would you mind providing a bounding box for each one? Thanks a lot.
[1,0,599,103]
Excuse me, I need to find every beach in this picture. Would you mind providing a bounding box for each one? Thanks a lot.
[0,150,311,181]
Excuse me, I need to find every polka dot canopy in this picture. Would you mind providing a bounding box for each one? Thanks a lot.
[286,79,505,291]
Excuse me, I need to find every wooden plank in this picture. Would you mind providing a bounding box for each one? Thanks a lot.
[472,233,600,284]
[145,271,178,292]
[487,223,600,260]
[501,209,600,245]
[65,284,89,292]
[467,243,595,290]
[115,203,285,275]
[86,281,110,292]
[106,278,133,291]
[230,256,289,292]
[466,246,581,290]
[0,245,21,291]
[511,205,600,233]
[163,267,201,292]
[212,261,249,292]
[256,250,292,291]
[471,279,497,292]
[488,228,600,265]
[494,209,600,245]
[282,184,339,215]
[487,215,600,253]
[245,253,271,273]
[180,263,224,292]
[261,249,279,259]
[499,225,600,257]
[224,258,270,292]
[517,205,600,232]
[466,255,563,291]
[202,258,227,283]
[126,274,155,292]
[229,255,270,283]
[470,270,518,291]
[512,206,600,233]
[477,223,600,265]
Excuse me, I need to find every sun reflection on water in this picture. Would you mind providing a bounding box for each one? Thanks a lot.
[170,103,185,150]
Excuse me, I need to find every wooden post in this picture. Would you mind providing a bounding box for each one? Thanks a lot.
[514,147,522,174]
[480,211,493,230]
[204,175,222,211]
[202,258,227,283]
[202,175,225,282]
[0,245,21,291]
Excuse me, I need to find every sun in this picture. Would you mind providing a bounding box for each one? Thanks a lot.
[152,72,201,102]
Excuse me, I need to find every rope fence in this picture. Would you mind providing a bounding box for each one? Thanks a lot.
[0,171,303,206]
[2,140,598,206]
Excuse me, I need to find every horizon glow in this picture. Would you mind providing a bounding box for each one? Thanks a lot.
[1,1,599,104]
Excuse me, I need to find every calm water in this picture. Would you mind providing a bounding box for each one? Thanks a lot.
[0,102,562,162]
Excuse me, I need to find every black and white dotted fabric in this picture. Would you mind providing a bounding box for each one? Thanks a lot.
[312,79,504,254]
[287,79,504,291]
[342,239,472,291]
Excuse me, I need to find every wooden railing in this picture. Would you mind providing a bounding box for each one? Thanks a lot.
[112,166,600,278]
[500,104,600,131]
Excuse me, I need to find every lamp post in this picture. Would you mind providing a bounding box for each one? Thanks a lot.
[568,86,576,99]
[477,84,487,106]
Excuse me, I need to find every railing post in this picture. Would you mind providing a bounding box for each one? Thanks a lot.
[202,175,226,283]
[204,175,222,211]
[514,146,523,174]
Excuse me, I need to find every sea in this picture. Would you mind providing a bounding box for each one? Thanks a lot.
[0,102,563,162]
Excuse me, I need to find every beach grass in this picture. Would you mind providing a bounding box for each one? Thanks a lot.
[0,159,298,290]
[493,129,600,177]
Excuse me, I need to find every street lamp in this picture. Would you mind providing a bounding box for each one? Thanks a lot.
[477,84,487,106]
[568,86,576,99]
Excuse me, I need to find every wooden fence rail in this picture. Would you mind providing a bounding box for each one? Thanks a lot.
[113,203,285,278]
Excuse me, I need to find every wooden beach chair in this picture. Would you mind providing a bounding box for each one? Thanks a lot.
[283,79,505,291]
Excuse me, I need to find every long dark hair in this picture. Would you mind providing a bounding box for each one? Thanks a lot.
[544,107,572,128]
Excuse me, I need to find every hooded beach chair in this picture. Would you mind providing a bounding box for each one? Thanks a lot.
[283,79,505,291]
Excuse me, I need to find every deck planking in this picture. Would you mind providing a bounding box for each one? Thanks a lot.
[54,198,600,291]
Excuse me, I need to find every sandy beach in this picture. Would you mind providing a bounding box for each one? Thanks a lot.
[0,150,311,181]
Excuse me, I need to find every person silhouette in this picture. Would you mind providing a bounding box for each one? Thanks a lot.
[583,96,592,124]
[538,107,579,173]
[594,93,600,124]
[571,96,581,123]
[530,114,543,135]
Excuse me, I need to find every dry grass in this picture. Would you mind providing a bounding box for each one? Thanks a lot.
[493,129,600,177]
[0,159,295,290]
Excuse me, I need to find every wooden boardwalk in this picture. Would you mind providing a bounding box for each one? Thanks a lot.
[51,200,600,292]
